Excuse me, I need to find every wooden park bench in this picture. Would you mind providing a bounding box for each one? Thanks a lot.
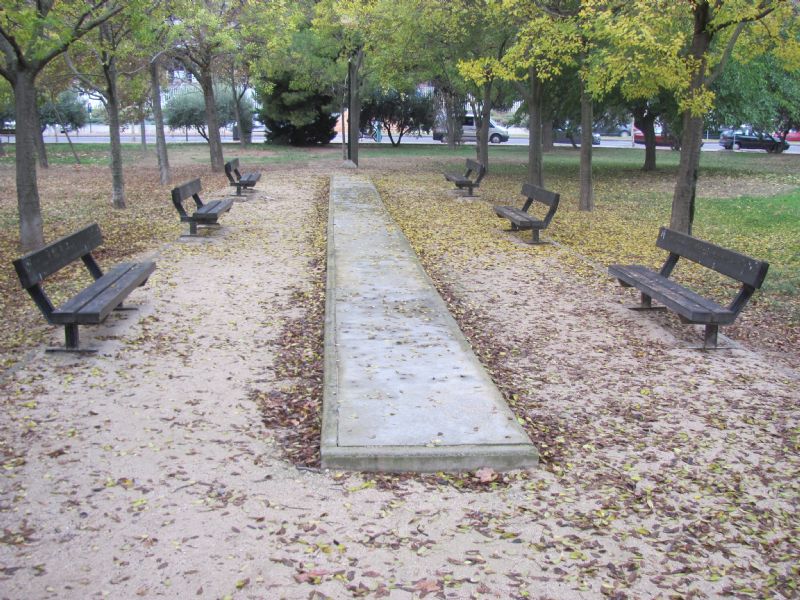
[171,178,233,236]
[444,158,485,196]
[224,158,261,196]
[493,183,560,244]
[608,227,769,349]
[12,224,156,352]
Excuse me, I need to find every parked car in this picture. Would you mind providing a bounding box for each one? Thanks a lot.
[433,115,509,143]
[553,128,601,146]
[596,124,630,136]
[719,128,789,152]
[773,130,800,142]
[633,127,678,148]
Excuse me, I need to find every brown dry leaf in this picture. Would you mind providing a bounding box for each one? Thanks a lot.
[475,467,498,483]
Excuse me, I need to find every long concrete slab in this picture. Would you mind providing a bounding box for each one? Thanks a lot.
[321,174,538,472]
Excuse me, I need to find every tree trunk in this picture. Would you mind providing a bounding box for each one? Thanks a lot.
[0,138,5,157]
[579,81,594,211]
[150,58,171,185]
[32,102,48,169]
[634,110,658,172]
[230,75,245,148]
[14,71,45,251]
[140,118,146,151]
[670,3,713,235]
[671,113,704,234]
[542,120,554,152]
[477,83,492,171]
[445,91,460,149]
[199,72,224,172]
[104,58,126,209]
[347,48,363,166]
[527,70,543,187]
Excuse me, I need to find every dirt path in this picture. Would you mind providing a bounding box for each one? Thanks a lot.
[1,167,798,600]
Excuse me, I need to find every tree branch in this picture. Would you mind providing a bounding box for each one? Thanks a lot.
[710,4,775,33]
[64,52,102,95]
[0,24,27,68]
[705,21,746,86]
[37,2,126,71]
[532,0,580,19]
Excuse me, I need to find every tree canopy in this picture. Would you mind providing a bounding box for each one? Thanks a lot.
[5,0,800,248]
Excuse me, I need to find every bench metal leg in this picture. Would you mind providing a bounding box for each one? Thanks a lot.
[65,324,79,349]
[236,184,242,196]
[703,324,719,349]
[530,229,542,244]
[189,221,197,235]
[630,293,668,312]
[114,304,138,312]
[46,324,97,354]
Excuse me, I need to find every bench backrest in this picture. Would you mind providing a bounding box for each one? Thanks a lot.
[13,224,103,289]
[657,227,769,288]
[171,178,204,217]
[520,183,560,226]
[465,159,486,184]
[224,159,240,183]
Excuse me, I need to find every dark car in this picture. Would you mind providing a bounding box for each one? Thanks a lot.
[596,124,630,136]
[719,128,789,153]
[553,128,601,146]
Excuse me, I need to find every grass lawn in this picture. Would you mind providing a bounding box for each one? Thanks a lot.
[0,142,798,367]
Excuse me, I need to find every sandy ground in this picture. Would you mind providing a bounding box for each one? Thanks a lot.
[1,166,798,600]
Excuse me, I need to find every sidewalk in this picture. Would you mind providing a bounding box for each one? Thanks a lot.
[322,174,537,471]
[0,163,797,599]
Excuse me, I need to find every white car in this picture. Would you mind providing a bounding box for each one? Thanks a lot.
[433,115,509,143]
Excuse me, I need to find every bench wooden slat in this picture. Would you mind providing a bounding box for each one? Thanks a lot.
[465,159,483,172]
[52,261,156,324]
[493,183,559,243]
[609,264,735,324]
[445,174,469,184]
[609,228,768,348]
[443,159,485,196]
[13,225,103,289]
[171,179,233,235]
[657,227,769,288]
[521,183,559,207]
[12,223,156,351]
[225,159,262,196]
[493,207,543,230]
[195,198,233,218]
[171,179,203,205]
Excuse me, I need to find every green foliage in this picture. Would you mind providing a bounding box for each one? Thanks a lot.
[360,88,436,146]
[257,72,336,146]
[164,88,253,141]
[711,54,800,134]
[38,90,87,130]
[249,16,340,146]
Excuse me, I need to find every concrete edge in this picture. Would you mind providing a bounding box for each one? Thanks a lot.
[321,443,539,473]
[321,174,539,473]
[320,175,340,450]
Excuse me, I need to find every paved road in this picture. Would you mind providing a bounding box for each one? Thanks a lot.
[5,126,799,154]
[358,134,800,154]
